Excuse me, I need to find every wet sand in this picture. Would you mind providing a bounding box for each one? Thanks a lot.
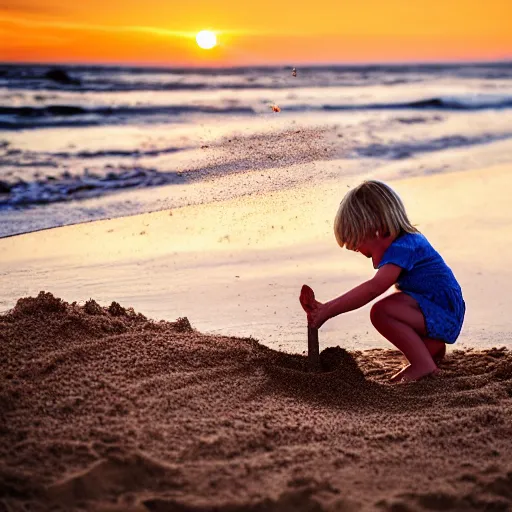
[1,293,511,511]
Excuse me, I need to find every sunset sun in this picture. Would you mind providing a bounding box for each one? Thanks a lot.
[196,30,217,50]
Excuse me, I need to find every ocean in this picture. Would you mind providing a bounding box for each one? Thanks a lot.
[1,62,512,238]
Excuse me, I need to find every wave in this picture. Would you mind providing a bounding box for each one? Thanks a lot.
[1,62,511,92]
[0,104,255,130]
[1,130,511,210]
[0,104,255,118]
[0,78,424,93]
[352,133,512,159]
[50,146,183,159]
[0,167,183,208]
[1,95,511,130]
[319,96,512,111]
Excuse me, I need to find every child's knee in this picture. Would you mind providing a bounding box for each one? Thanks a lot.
[370,299,390,326]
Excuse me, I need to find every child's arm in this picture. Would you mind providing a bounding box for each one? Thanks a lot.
[309,264,402,328]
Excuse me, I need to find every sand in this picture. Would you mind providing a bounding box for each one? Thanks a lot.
[1,137,512,510]
[1,292,511,511]
[1,161,512,353]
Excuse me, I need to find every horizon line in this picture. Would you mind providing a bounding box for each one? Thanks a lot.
[1,58,511,69]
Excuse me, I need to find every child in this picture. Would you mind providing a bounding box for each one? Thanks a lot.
[301,180,465,382]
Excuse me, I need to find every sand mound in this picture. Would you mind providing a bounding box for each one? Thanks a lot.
[1,293,511,511]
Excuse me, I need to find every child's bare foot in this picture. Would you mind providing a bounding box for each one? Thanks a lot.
[390,364,410,382]
[390,343,445,382]
[396,363,439,383]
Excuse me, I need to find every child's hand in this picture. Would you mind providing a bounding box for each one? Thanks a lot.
[300,284,329,329]
[307,302,330,329]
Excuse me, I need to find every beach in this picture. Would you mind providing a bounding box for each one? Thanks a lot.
[1,159,512,511]
[1,63,512,510]
[1,292,511,511]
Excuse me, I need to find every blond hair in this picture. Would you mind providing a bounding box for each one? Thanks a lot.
[334,180,418,250]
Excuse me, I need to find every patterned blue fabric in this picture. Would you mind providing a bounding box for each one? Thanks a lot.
[377,232,465,344]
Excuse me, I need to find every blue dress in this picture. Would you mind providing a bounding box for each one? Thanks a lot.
[377,232,465,344]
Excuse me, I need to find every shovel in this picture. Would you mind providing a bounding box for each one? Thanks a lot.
[300,284,320,372]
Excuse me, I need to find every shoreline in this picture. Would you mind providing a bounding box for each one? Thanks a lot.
[2,114,512,239]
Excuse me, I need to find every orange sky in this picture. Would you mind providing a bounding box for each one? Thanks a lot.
[1,0,511,66]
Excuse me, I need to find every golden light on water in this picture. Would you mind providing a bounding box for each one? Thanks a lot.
[196,30,217,49]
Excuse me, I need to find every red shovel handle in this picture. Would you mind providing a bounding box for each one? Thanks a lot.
[300,284,316,313]
[300,284,320,372]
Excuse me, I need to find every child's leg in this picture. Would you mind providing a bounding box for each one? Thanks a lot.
[425,337,446,364]
[370,292,442,382]
[389,336,445,382]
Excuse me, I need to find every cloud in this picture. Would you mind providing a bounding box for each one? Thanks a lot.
[0,14,194,38]
[0,14,252,40]
[0,13,269,46]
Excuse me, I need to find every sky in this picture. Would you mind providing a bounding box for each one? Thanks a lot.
[0,0,511,66]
